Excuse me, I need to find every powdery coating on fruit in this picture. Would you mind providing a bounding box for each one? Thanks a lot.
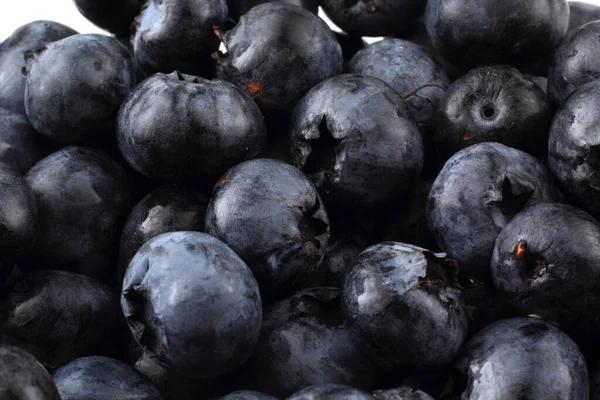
[121,231,262,378]
[427,142,559,280]
[342,242,468,370]
[24,34,135,144]
[286,384,377,400]
[205,158,330,299]
[432,65,551,158]
[227,0,318,20]
[0,270,125,369]
[220,390,279,400]
[53,356,162,400]
[239,287,374,398]
[132,0,227,75]
[320,0,425,37]
[0,20,77,116]
[289,74,424,211]
[215,3,342,116]
[568,1,600,33]
[0,344,60,400]
[118,72,267,182]
[373,387,435,400]
[549,20,600,105]
[118,184,208,280]
[25,146,134,283]
[455,317,589,399]
[348,39,450,128]
[74,0,144,34]
[0,111,50,174]
[425,0,569,71]
[549,81,600,219]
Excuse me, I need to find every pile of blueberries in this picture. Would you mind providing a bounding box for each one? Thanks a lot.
[4,0,600,398]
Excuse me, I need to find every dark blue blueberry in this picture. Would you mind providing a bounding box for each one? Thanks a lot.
[0,110,51,174]
[0,344,60,399]
[372,387,434,400]
[569,1,600,33]
[453,317,589,399]
[288,74,423,212]
[73,0,144,34]
[117,71,267,182]
[220,391,278,400]
[24,34,135,144]
[53,356,162,400]
[121,231,262,378]
[215,3,342,117]
[427,143,560,281]
[342,242,468,370]
[286,384,376,400]
[227,0,317,20]
[205,158,330,300]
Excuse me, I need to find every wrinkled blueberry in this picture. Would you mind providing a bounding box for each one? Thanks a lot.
[205,158,330,300]
[372,387,434,400]
[73,0,144,34]
[427,143,559,280]
[287,384,376,400]
[24,34,135,144]
[0,111,51,174]
[568,1,600,33]
[117,71,267,182]
[220,391,278,400]
[121,231,262,378]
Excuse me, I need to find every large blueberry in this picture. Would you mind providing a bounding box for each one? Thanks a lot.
[287,384,376,400]
[288,74,423,212]
[73,0,144,34]
[0,111,51,174]
[24,34,135,144]
[454,317,589,399]
[373,387,434,400]
[427,143,559,280]
[53,356,162,400]
[121,231,262,378]
[568,1,600,33]
[25,146,134,283]
[215,3,342,117]
[117,71,267,182]
[0,344,60,399]
[205,158,330,300]
[342,242,468,370]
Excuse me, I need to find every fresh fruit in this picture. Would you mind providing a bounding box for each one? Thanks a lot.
[568,1,600,33]
[287,384,377,399]
[73,0,144,34]
[0,110,51,174]
[0,344,60,399]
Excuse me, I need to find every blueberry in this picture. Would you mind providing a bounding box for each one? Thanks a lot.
[431,65,551,160]
[117,71,267,182]
[348,39,450,131]
[73,0,144,34]
[24,34,135,144]
[549,81,600,219]
[427,143,560,281]
[548,20,600,105]
[220,391,278,400]
[0,344,60,399]
[121,231,262,378]
[313,234,363,287]
[25,146,134,283]
[118,184,208,280]
[342,242,468,370]
[425,0,569,72]
[286,384,376,400]
[131,0,227,75]
[0,270,126,369]
[205,158,330,300]
[215,3,342,117]
[239,287,374,398]
[0,21,77,116]
[227,0,318,20]
[0,111,52,174]
[288,74,424,212]
[453,317,589,399]
[53,356,162,400]
[372,387,434,400]
[568,1,600,34]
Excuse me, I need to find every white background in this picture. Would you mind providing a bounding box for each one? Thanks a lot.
[1,1,600,42]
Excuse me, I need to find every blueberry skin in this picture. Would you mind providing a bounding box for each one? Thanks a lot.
[0,111,50,174]
[549,21,600,105]
[205,158,330,300]
[372,387,434,400]
[0,344,60,400]
[454,317,589,399]
[53,356,162,400]
[287,384,376,400]
[117,71,267,182]
[132,0,227,75]
[0,270,126,369]
[348,39,450,130]
[221,391,279,400]
[24,34,135,144]
[568,1,600,34]
[549,81,600,219]
[431,65,551,160]
[425,0,569,72]
[25,146,134,283]
[215,3,342,117]
[121,231,262,378]
[239,287,374,398]
[73,0,144,34]
[427,143,560,281]
[0,20,77,116]
[288,74,424,212]
[227,0,318,20]
[320,0,425,37]
[118,184,207,280]
[342,242,468,370]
